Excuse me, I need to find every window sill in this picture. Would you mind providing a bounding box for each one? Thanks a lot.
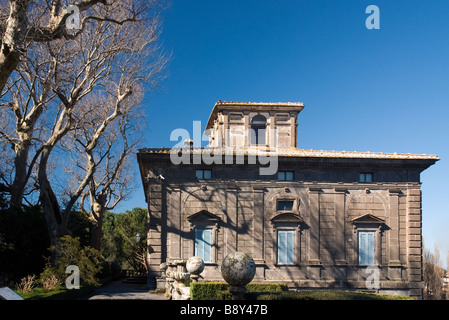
[357,264,378,268]
[203,262,218,266]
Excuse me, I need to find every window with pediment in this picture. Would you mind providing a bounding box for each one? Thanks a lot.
[270,209,303,266]
[352,214,385,266]
[187,210,221,264]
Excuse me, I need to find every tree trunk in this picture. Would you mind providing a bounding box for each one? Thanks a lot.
[38,147,67,247]
[1,1,34,208]
[88,196,107,250]
[10,138,31,208]
[0,0,31,94]
[88,211,104,250]
[89,219,102,250]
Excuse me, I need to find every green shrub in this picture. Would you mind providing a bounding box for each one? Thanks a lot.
[191,282,230,300]
[246,282,288,292]
[41,235,103,287]
[191,283,413,300]
[190,282,288,300]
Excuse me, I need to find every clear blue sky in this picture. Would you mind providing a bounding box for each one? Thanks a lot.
[116,0,449,266]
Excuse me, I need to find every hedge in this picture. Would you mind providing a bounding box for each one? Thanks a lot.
[246,282,288,292]
[256,290,414,300]
[190,282,413,300]
[190,282,288,300]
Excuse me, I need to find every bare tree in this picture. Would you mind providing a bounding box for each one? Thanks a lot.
[40,2,167,246]
[0,0,168,247]
[64,91,145,250]
[0,31,57,207]
[0,0,165,208]
[0,0,155,95]
[424,244,446,300]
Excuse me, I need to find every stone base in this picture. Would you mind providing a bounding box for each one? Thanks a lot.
[172,283,191,300]
[156,277,166,291]
[229,286,247,300]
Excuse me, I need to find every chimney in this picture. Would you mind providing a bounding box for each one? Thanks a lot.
[184,139,194,149]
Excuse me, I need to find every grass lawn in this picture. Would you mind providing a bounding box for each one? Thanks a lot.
[15,285,95,300]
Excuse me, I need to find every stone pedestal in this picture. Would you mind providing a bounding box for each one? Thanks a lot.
[221,252,256,300]
[164,257,205,300]
[186,256,205,281]
[229,286,247,300]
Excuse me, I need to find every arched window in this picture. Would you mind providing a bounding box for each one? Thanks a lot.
[250,115,266,145]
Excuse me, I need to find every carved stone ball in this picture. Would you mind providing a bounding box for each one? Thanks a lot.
[186,256,205,275]
[221,252,256,287]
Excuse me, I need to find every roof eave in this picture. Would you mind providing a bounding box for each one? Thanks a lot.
[205,101,305,129]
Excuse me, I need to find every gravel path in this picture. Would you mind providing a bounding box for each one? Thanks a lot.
[78,279,168,300]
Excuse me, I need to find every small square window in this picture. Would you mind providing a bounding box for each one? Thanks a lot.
[277,200,294,211]
[196,169,212,179]
[229,114,242,121]
[278,171,294,181]
[359,172,373,182]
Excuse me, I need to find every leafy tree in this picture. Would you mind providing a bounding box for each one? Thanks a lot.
[100,211,124,266]
[0,199,100,285]
[67,208,91,248]
[0,205,50,283]
[101,208,147,271]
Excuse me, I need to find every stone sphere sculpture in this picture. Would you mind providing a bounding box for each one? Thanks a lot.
[186,256,205,275]
[221,252,256,287]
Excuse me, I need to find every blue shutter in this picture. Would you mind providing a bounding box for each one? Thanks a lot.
[278,230,294,264]
[195,229,203,258]
[359,231,375,265]
[203,229,212,263]
[195,229,212,263]
[278,231,286,264]
[286,231,294,264]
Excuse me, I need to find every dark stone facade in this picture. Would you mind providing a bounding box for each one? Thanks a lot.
[137,101,438,298]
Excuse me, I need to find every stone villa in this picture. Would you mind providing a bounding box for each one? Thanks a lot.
[137,101,438,298]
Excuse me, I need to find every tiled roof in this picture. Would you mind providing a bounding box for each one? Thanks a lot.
[138,147,439,161]
[214,101,305,107]
[277,148,439,160]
